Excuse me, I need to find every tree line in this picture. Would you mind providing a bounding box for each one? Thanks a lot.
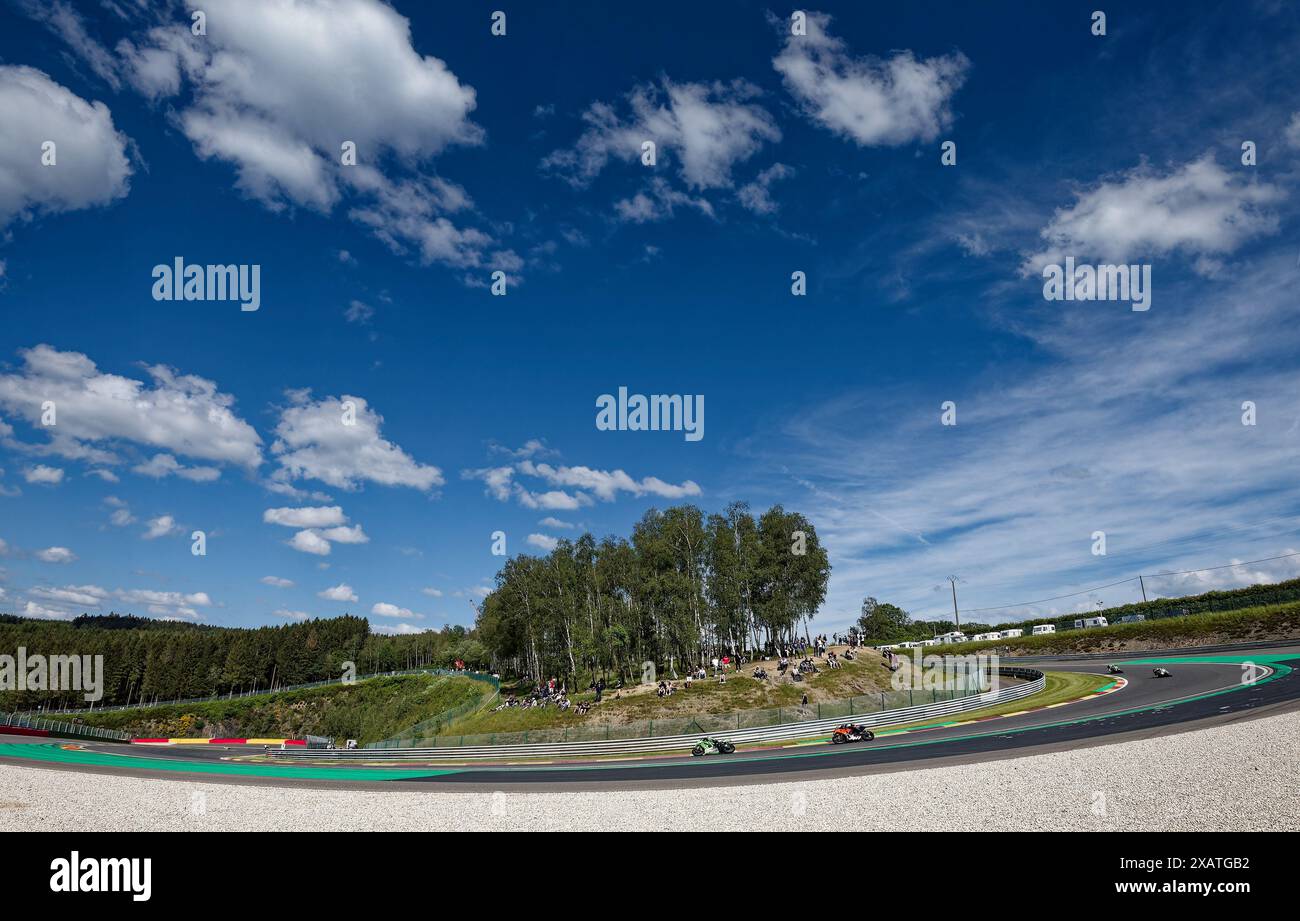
[474,502,830,685]
[0,613,485,711]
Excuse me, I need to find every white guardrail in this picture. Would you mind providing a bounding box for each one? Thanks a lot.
[267,667,1045,762]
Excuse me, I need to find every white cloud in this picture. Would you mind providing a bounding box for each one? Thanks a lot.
[23,465,64,485]
[737,163,794,215]
[544,78,779,191]
[527,533,559,551]
[1024,154,1283,276]
[344,300,374,324]
[420,587,443,597]
[767,249,1300,630]
[317,524,369,545]
[263,506,347,529]
[22,583,211,620]
[273,608,310,621]
[773,12,968,147]
[0,345,263,471]
[520,461,701,502]
[106,497,136,527]
[371,601,422,619]
[34,547,77,564]
[539,517,575,530]
[115,0,507,275]
[613,178,715,224]
[261,575,294,588]
[1285,112,1300,150]
[132,453,221,482]
[142,515,180,540]
[288,529,332,556]
[318,582,358,603]
[464,459,700,509]
[271,392,442,491]
[0,65,133,230]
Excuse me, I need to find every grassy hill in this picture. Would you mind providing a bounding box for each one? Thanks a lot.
[45,674,490,745]
[926,599,1300,656]
[442,650,904,736]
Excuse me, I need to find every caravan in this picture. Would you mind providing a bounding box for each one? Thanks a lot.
[1031,624,1055,636]
[1073,616,1109,630]
[1000,628,1023,639]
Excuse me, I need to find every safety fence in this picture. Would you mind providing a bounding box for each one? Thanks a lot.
[269,667,1044,761]
[1,711,130,742]
[20,666,489,717]
[365,669,999,750]
[365,673,501,749]
[1003,637,1300,663]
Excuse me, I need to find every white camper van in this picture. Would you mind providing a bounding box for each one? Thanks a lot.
[936,631,967,644]
[1000,629,1023,639]
[1031,624,1055,636]
[1073,616,1109,630]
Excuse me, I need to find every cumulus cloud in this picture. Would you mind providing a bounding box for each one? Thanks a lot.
[34,546,77,563]
[371,601,421,619]
[108,0,511,276]
[132,453,221,482]
[544,78,779,191]
[318,582,358,603]
[142,515,181,540]
[737,162,794,215]
[270,392,442,491]
[23,465,64,485]
[20,583,212,620]
[288,529,332,556]
[344,300,374,325]
[273,608,310,621]
[104,496,136,527]
[773,12,968,147]
[0,65,133,230]
[527,533,559,551]
[0,345,263,472]
[1023,154,1283,276]
[420,587,443,597]
[260,575,294,588]
[613,178,715,224]
[539,517,575,530]
[263,506,347,529]
[464,459,700,509]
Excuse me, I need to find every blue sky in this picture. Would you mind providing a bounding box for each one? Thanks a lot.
[2,0,1299,633]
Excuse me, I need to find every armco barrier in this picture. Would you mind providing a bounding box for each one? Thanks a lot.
[1,711,130,742]
[268,667,1045,762]
[1001,637,1300,663]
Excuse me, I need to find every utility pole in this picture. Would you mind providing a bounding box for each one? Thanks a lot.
[947,576,961,630]
[1139,575,1148,603]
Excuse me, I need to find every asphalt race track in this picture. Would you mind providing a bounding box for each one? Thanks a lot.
[2,646,1297,790]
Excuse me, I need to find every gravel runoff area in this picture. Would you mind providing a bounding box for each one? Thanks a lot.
[1,710,1297,832]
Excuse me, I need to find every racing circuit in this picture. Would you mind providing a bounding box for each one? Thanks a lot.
[2,644,1296,791]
